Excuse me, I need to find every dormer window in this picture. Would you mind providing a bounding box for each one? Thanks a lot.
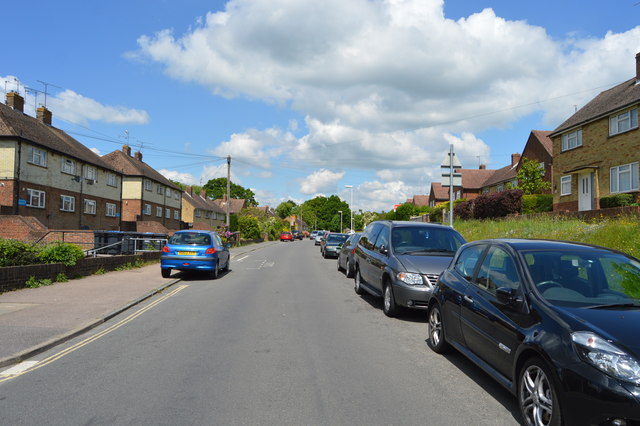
[609,108,638,136]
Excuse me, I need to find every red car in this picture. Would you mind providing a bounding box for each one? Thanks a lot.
[280,232,293,241]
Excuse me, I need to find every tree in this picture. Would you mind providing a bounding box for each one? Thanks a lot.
[237,215,261,239]
[275,200,297,219]
[299,195,350,231]
[394,203,416,221]
[203,178,258,206]
[516,157,551,195]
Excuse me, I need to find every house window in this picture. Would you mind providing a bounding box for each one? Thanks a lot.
[482,188,490,194]
[61,158,76,175]
[85,166,97,182]
[157,185,164,195]
[106,203,117,217]
[205,211,211,218]
[166,188,172,198]
[28,147,47,167]
[26,189,45,208]
[60,195,75,212]
[174,210,180,220]
[560,176,572,196]
[156,206,163,217]
[561,129,582,151]
[195,208,201,217]
[496,184,505,192]
[610,162,639,193]
[539,162,545,176]
[175,192,179,200]
[165,208,171,218]
[107,173,117,187]
[144,204,151,215]
[144,180,152,191]
[84,199,96,215]
[455,190,461,200]
[609,108,638,136]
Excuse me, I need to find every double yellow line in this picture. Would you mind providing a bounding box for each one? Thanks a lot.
[0,284,188,383]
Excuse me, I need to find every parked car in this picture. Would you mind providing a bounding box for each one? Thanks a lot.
[291,230,303,240]
[321,233,349,258]
[310,230,318,240]
[280,231,293,242]
[161,230,230,279]
[314,231,327,246]
[337,233,361,278]
[353,221,465,316]
[426,239,640,426]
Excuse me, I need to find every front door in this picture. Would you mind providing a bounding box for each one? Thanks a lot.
[578,173,593,211]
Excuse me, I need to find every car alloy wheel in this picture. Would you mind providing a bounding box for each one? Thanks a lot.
[518,358,561,426]
[210,261,219,279]
[354,269,364,295]
[345,259,353,278]
[427,304,449,353]
[383,282,397,317]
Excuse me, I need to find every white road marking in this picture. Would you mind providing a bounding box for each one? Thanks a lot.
[235,255,249,262]
[1,361,39,376]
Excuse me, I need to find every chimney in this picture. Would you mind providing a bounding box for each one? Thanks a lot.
[185,185,193,196]
[36,106,52,126]
[134,151,143,161]
[122,144,132,156]
[6,92,24,112]
[511,153,521,166]
[636,52,640,83]
[479,164,486,170]
[200,190,207,198]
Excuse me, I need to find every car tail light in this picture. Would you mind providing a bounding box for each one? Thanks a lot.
[205,247,217,254]
[162,245,169,253]
[351,247,357,254]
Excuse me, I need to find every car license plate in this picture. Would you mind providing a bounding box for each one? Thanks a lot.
[177,251,196,255]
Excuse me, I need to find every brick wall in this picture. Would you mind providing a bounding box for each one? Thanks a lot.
[0,215,48,241]
[0,252,161,292]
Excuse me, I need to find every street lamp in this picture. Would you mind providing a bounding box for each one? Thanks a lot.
[344,184,353,232]
[338,210,343,233]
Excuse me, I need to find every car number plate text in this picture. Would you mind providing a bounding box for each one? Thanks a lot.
[177,251,197,255]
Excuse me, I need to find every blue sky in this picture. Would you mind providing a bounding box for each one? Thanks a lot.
[3,0,640,211]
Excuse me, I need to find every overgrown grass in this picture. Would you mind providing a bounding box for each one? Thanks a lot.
[455,215,640,258]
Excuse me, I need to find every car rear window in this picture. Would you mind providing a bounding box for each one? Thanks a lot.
[169,232,212,246]
[327,234,349,243]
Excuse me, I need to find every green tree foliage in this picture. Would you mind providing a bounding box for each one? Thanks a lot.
[203,177,258,206]
[237,215,261,239]
[516,157,551,195]
[300,195,351,231]
[37,242,85,266]
[275,200,297,219]
[394,203,416,220]
[0,239,39,266]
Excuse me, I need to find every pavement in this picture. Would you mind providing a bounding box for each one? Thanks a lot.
[0,243,268,369]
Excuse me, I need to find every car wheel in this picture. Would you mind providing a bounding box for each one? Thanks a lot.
[161,268,171,278]
[382,281,398,317]
[221,256,230,272]
[210,261,219,279]
[518,358,562,426]
[354,268,365,295]
[427,303,450,353]
[345,259,354,278]
[337,258,343,272]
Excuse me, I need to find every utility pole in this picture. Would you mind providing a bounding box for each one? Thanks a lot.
[226,155,231,229]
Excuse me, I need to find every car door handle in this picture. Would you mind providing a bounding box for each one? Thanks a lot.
[463,295,474,304]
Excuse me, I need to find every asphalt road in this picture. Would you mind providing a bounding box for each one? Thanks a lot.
[0,240,521,425]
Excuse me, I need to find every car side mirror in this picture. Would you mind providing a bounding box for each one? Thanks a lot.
[224,242,232,249]
[379,245,389,255]
[496,287,519,306]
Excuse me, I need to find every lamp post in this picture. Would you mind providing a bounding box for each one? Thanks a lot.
[344,184,353,232]
[338,210,343,233]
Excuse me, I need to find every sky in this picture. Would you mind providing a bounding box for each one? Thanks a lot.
[3,0,640,212]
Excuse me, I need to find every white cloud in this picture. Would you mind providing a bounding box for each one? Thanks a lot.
[48,90,150,126]
[159,169,198,185]
[89,147,101,156]
[299,169,345,194]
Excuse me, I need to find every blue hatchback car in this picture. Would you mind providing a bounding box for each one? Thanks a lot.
[161,230,231,279]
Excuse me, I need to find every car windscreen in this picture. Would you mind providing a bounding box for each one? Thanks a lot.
[522,249,640,308]
[169,233,212,246]
[327,234,349,243]
[391,227,465,254]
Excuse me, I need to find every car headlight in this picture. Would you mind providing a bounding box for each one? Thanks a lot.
[397,272,423,285]
[571,331,640,384]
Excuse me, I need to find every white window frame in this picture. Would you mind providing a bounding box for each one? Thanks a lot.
[195,208,201,218]
[561,129,583,152]
[84,166,97,181]
[539,162,546,176]
[496,184,505,192]
[144,180,152,191]
[610,162,639,193]
[157,184,164,195]
[84,199,96,215]
[106,202,117,217]
[174,210,180,220]
[175,192,179,200]
[106,173,117,187]
[28,147,47,167]
[144,204,151,215]
[156,206,163,217]
[165,208,171,219]
[609,108,638,136]
[560,175,572,196]
[166,188,171,198]
[26,189,46,208]
[61,158,76,175]
[60,195,75,212]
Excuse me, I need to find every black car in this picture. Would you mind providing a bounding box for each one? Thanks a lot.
[337,233,361,278]
[353,221,465,316]
[321,233,349,258]
[427,239,640,426]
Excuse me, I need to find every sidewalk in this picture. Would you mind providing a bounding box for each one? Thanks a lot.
[0,243,268,369]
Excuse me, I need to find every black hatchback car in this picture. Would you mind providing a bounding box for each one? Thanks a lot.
[353,221,465,316]
[427,239,640,426]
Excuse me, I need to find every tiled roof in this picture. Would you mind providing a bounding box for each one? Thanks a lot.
[102,149,180,190]
[551,77,640,136]
[531,130,553,155]
[430,182,449,200]
[481,163,517,187]
[412,195,430,206]
[459,169,496,189]
[0,102,118,172]
[214,198,247,214]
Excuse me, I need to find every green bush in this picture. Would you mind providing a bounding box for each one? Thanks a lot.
[55,272,68,282]
[429,205,445,223]
[25,276,53,288]
[600,193,635,208]
[522,194,553,214]
[0,239,40,267]
[37,242,85,266]
[237,215,261,239]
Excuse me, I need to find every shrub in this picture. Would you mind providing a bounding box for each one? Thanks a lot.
[600,193,635,208]
[454,200,474,220]
[522,194,553,214]
[0,239,40,267]
[37,242,85,266]
[25,276,53,288]
[429,205,445,223]
[473,189,523,219]
[237,215,261,240]
[55,272,68,282]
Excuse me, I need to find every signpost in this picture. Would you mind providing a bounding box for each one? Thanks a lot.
[440,144,462,227]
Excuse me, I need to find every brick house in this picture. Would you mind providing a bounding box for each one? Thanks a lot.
[550,52,640,212]
[102,145,182,231]
[517,130,553,193]
[481,154,521,193]
[0,92,123,230]
[181,186,226,230]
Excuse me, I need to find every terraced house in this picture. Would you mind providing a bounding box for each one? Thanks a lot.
[0,91,122,230]
[551,52,640,212]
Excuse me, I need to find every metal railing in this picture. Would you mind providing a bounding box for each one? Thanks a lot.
[85,238,168,257]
